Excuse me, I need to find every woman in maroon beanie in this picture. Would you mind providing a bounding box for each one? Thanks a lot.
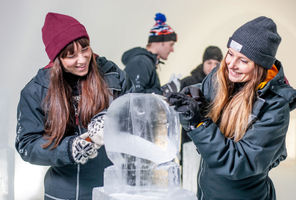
[15,12,133,200]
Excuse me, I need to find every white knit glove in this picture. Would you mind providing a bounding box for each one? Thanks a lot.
[71,136,98,164]
[80,111,106,149]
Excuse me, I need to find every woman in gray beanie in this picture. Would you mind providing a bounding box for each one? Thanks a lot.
[168,16,296,199]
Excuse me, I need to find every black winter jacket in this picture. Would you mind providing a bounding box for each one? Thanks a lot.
[180,63,206,90]
[15,56,133,200]
[188,60,296,200]
[122,47,162,94]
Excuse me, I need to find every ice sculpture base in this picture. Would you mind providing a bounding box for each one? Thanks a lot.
[182,141,200,195]
[92,186,197,200]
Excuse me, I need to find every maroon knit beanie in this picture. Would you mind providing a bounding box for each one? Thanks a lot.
[42,12,89,61]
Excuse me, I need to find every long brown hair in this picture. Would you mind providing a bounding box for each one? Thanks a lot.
[207,57,267,141]
[42,38,110,149]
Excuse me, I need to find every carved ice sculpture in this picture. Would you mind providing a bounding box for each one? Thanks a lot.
[92,93,197,200]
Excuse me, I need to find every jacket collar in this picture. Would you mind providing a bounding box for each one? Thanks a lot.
[258,60,296,110]
[33,67,51,89]
[257,64,278,90]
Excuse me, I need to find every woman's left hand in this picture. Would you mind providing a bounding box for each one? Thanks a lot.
[80,111,106,149]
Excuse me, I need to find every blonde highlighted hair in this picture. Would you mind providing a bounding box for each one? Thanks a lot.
[207,57,267,141]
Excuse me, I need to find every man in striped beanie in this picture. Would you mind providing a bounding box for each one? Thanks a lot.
[148,13,177,43]
[122,13,178,95]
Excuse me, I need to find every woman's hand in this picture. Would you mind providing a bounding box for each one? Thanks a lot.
[71,111,106,164]
[167,92,204,131]
[71,137,98,164]
[81,111,106,149]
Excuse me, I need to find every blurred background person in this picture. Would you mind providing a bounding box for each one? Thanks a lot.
[180,45,223,90]
[122,13,180,96]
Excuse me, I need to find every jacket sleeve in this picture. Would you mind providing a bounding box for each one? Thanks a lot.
[97,56,134,97]
[116,64,135,96]
[188,83,289,180]
[124,57,162,94]
[15,84,74,167]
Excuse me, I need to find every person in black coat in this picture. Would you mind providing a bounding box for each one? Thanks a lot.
[15,12,133,200]
[122,13,179,96]
[168,16,296,200]
[180,46,223,91]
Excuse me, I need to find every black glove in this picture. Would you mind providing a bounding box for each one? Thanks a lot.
[180,86,209,116]
[161,78,181,96]
[167,92,204,131]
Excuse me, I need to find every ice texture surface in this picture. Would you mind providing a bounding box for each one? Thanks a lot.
[93,93,196,200]
[104,93,180,165]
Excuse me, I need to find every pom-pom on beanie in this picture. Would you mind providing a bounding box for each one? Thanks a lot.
[202,46,223,63]
[148,13,177,43]
[42,12,89,61]
[227,16,281,69]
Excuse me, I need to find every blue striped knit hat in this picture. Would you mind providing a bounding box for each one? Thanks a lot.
[148,13,177,43]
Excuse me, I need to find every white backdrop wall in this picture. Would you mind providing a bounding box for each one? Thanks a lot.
[0,0,295,199]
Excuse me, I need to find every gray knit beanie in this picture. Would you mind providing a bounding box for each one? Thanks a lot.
[227,16,281,69]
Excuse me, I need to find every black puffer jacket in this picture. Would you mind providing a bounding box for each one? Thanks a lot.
[122,47,162,94]
[15,56,133,200]
[188,60,296,200]
[180,63,206,90]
